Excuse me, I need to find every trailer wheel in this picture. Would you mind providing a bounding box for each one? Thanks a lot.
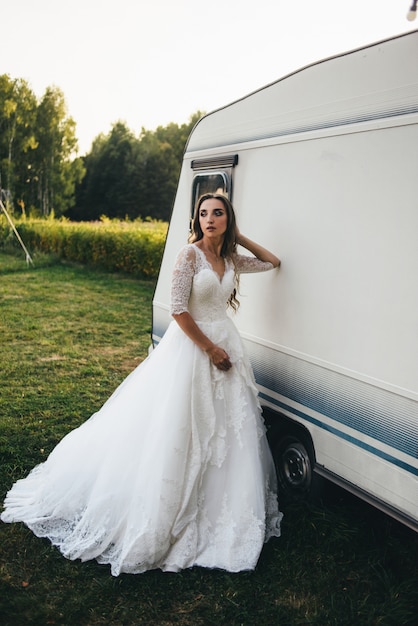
[274,435,314,502]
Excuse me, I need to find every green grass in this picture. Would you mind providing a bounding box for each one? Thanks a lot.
[0,251,417,626]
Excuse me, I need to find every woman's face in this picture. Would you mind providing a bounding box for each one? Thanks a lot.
[198,198,228,239]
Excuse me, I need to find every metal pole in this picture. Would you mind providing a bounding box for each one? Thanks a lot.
[0,197,34,266]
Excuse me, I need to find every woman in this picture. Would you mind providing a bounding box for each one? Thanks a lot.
[1,193,283,575]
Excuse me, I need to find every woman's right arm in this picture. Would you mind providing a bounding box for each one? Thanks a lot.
[171,246,232,371]
[172,312,232,371]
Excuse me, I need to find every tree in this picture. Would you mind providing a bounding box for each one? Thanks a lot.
[1,72,202,220]
[0,75,37,211]
[71,122,140,220]
[0,76,83,216]
[33,86,84,216]
[70,112,203,221]
[137,112,202,220]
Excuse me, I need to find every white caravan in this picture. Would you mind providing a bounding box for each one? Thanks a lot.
[152,30,418,531]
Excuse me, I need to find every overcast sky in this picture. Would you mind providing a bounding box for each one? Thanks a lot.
[2,0,416,154]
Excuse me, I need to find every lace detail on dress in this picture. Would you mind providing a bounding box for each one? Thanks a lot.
[232,253,274,274]
[170,245,197,315]
[170,245,275,317]
[194,483,281,572]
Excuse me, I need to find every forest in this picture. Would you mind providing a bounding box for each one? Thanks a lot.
[0,74,202,222]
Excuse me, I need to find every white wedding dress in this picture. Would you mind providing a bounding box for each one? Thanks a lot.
[1,244,282,575]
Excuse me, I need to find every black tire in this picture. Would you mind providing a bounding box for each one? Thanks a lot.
[273,434,316,503]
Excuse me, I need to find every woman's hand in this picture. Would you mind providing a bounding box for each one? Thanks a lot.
[172,313,232,371]
[205,345,232,371]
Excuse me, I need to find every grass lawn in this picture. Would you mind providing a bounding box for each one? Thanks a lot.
[0,251,417,626]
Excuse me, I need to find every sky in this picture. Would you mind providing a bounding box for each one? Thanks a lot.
[1,0,416,155]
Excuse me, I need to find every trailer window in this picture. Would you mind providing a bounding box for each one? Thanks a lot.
[190,154,238,218]
[192,172,230,216]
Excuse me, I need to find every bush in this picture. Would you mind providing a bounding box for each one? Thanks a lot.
[0,217,168,279]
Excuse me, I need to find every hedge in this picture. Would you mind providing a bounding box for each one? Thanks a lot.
[0,217,168,279]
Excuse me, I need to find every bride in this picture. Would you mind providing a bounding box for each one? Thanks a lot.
[1,192,283,576]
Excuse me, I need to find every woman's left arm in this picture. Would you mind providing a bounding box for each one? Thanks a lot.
[236,232,281,268]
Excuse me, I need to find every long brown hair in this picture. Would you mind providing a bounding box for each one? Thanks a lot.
[189,193,238,257]
[189,193,240,310]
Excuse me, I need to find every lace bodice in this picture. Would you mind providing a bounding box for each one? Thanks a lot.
[170,244,274,321]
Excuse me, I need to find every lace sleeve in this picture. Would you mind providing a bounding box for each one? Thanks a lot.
[170,245,196,315]
[233,253,274,274]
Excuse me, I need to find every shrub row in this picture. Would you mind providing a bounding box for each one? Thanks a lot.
[0,217,168,279]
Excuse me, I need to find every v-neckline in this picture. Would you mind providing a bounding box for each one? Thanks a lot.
[193,244,226,282]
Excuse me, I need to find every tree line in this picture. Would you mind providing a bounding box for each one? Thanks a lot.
[0,74,202,221]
